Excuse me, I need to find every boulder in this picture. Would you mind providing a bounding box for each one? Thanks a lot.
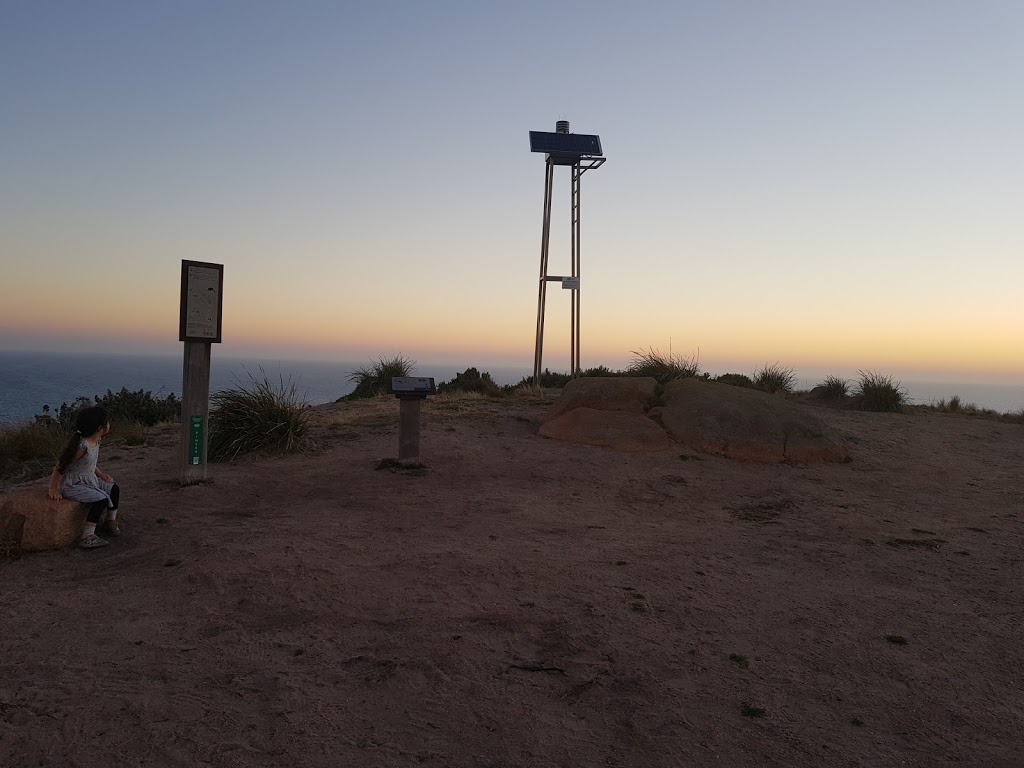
[539,407,672,452]
[543,377,658,423]
[0,491,88,552]
[655,379,850,464]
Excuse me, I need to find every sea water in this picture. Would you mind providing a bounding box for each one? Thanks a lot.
[0,350,532,425]
[0,350,1021,425]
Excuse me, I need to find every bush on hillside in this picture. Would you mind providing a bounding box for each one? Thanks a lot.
[208,373,310,460]
[507,368,573,390]
[36,388,180,429]
[0,420,65,481]
[438,367,502,396]
[715,373,755,389]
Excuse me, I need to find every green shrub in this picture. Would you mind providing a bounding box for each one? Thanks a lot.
[36,388,180,429]
[818,375,849,400]
[715,373,754,389]
[97,388,180,425]
[342,354,416,400]
[580,365,622,378]
[855,371,906,412]
[627,347,700,384]
[753,363,796,394]
[507,368,573,390]
[437,367,501,396]
[209,373,310,460]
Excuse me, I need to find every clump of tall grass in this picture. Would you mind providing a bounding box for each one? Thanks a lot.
[855,371,906,412]
[627,347,700,384]
[343,354,416,400]
[817,375,850,400]
[931,395,964,412]
[208,373,309,460]
[753,363,796,394]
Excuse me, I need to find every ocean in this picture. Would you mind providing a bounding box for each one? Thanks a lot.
[0,350,531,426]
[0,350,1021,425]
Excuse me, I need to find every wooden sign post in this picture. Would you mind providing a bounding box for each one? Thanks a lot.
[179,260,224,485]
[390,377,436,460]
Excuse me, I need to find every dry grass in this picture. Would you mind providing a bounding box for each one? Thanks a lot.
[208,374,310,460]
[854,371,907,412]
[921,396,1024,424]
[627,347,700,383]
[311,390,551,431]
[753,363,796,394]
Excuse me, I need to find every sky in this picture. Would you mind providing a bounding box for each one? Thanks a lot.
[1,0,1022,383]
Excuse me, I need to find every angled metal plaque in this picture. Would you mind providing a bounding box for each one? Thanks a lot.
[390,377,436,395]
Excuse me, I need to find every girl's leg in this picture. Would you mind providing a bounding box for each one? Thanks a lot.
[86,500,106,524]
[107,484,120,519]
[99,484,122,536]
[82,500,108,540]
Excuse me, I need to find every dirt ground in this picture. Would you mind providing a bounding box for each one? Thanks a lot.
[1,395,1022,767]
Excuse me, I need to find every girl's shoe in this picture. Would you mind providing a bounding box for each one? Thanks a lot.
[99,520,121,537]
[78,534,109,549]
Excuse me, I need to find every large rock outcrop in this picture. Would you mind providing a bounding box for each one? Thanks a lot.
[653,378,850,464]
[538,407,672,452]
[542,376,658,423]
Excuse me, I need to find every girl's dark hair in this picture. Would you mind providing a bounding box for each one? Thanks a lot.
[56,406,109,473]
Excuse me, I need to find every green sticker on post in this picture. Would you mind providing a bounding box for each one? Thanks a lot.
[189,415,204,465]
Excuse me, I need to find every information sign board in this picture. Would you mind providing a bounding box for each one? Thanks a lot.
[561,276,580,290]
[390,377,436,395]
[179,260,224,342]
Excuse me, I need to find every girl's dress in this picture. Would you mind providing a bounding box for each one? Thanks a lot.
[58,439,115,504]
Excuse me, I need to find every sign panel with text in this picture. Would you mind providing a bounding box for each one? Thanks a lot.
[179,260,224,343]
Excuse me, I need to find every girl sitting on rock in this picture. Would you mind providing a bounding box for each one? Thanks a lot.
[47,406,122,549]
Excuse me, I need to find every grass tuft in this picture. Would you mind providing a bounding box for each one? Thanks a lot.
[741,704,767,718]
[208,372,310,461]
[753,363,796,394]
[885,635,908,645]
[627,347,700,384]
[817,375,849,400]
[343,354,416,400]
[855,371,906,412]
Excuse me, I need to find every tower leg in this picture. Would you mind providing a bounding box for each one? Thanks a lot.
[533,159,554,387]
[571,163,582,377]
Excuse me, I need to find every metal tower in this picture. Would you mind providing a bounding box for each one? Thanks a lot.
[529,120,605,385]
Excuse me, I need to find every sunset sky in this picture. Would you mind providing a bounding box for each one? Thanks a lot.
[2,1,1022,382]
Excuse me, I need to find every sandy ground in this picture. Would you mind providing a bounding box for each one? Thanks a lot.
[1,395,1022,767]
